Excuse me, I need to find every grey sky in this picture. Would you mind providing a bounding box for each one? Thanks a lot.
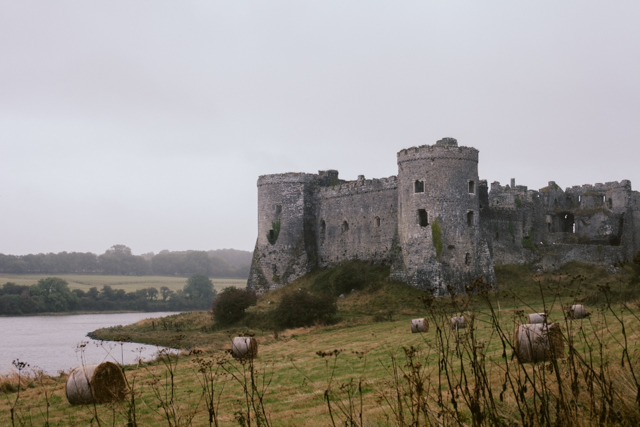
[1,1,639,256]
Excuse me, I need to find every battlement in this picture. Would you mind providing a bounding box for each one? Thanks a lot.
[318,175,398,199]
[564,180,632,194]
[396,138,478,164]
[257,172,319,187]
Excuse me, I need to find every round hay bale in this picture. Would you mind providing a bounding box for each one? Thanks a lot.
[231,337,258,359]
[514,323,564,364]
[450,316,466,330]
[527,312,547,324]
[65,362,127,405]
[411,318,428,333]
[569,304,587,319]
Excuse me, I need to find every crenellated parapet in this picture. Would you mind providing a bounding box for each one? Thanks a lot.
[318,176,398,200]
[397,138,478,166]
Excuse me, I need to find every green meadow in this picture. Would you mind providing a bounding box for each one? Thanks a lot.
[2,262,640,426]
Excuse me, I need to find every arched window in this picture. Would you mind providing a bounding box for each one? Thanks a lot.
[341,221,349,234]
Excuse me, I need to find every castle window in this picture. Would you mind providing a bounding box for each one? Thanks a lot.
[468,181,475,194]
[341,221,349,234]
[268,230,274,241]
[275,205,282,216]
[465,253,471,266]
[467,211,475,227]
[414,180,424,193]
[561,213,575,233]
[608,198,613,209]
[374,216,381,228]
[578,195,581,203]
[417,209,428,227]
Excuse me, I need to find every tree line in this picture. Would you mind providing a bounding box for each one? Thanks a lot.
[0,274,217,315]
[0,245,251,278]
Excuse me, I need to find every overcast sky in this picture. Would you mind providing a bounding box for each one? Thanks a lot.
[1,1,639,256]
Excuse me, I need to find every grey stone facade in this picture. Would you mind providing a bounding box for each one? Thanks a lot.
[248,138,640,294]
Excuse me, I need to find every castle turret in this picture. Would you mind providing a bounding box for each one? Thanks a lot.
[394,138,495,293]
[247,173,318,291]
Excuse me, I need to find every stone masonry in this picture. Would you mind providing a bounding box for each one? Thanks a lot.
[247,138,640,294]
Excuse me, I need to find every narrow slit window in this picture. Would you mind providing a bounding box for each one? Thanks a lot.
[468,181,475,194]
[465,253,471,266]
[320,219,326,244]
[414,180,424,193]
[467,211,474,227]
[374,216,381,228]
[418,209,428,227]
[341,221,349,234]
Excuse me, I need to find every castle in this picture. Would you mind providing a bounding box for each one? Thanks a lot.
[247,138,640,294]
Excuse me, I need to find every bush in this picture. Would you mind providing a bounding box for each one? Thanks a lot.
[272,290,337,328]
[310,261,388,297]
[211,287,257,325]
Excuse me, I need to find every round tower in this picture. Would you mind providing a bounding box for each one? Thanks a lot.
[396,137,494,293]
[247,173,318,291]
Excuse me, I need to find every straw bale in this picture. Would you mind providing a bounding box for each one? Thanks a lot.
[65,361,127,405]
[450,316,466,330]
[232,337,259,359]
[528,312,547,324]
[515,323,565,364]
[569,304,587,319]
[411,318,428,333]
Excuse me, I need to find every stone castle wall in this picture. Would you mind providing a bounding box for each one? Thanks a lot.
[248,138,640,294]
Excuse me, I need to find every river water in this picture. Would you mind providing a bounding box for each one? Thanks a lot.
[0,312,180,375]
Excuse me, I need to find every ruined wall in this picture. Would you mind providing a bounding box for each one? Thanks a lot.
[484,179,637,269]
[316,175,398,266]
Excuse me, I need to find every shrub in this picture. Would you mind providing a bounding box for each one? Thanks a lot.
[211,287,257,325]
[272,290,337,328]
[310,261,388,296]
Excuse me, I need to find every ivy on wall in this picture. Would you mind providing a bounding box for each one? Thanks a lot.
[431,218,443,259]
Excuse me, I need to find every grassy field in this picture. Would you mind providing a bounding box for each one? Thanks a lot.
[2,262,640,426]
[0,274,247,293]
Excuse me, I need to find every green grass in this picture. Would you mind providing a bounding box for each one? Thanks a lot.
[3,261,640,425]
[0,274,246,293]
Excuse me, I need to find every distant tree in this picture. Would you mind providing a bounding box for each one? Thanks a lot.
[184,274,217,309]
[211,287,257,325]
[30,277,80,312]
[160,286,173,301]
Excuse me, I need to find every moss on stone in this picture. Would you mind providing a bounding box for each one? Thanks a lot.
[431,218,443,259]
